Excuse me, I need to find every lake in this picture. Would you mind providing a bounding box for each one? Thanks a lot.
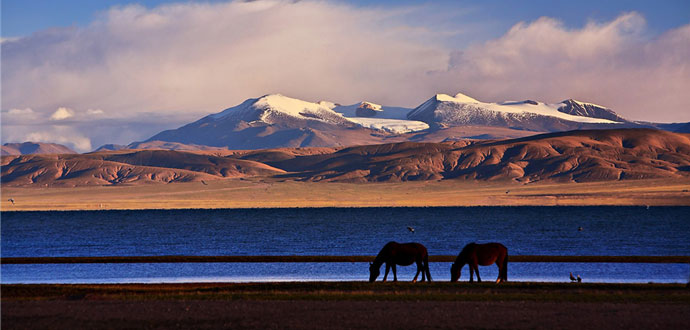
[2,207,689,283]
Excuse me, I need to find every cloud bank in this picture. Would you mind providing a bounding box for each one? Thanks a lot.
[439,12,690,123]
[2,1,689,151]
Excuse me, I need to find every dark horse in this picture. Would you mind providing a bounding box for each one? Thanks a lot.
[450,242,508,283]
[369,242,432,282]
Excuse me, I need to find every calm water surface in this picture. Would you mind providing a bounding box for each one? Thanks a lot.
[2,207,689,283]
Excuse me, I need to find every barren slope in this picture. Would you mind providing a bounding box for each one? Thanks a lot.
[2,129,689,186]
[259,128,690,183]
[1,150,285,187]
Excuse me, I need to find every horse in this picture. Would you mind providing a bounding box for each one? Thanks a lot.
[450,242,508,283]
[369,241,432,282]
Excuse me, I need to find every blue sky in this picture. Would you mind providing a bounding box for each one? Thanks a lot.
[2,0,689,151]
[3,0,689,38]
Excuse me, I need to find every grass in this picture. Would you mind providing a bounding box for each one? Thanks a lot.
[3,282,689,303]
[2,178,690,211]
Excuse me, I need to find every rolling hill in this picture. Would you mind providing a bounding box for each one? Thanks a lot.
[1,142,76,156]
[3,129,689,186]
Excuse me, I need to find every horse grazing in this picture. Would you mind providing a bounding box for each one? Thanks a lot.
[369,242,432,283]
[450,242,508,283]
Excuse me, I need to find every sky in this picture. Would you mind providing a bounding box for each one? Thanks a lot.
[2,0,689,152]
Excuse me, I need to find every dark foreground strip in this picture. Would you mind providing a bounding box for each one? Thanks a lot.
[3,255,690,264]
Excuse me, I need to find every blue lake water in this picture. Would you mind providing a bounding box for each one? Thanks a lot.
[2,207,689,283]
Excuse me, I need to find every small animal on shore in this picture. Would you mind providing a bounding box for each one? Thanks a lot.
[406,226,415,233]
[569,272,577,282]
[7,198,15,205]
[369,241,431,283]
[577,275,582,283]
[201,180,208,185]
[451,242,508,283]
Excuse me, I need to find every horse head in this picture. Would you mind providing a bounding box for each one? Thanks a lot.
[368,262,380,282]
[450,263,461,282]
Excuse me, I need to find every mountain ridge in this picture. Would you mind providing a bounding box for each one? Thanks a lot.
[126,92,666,152]
[3,128,689,187]
[1,142,76,156]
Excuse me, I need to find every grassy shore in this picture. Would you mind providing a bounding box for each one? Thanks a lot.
[2,178,690,211]
[4,282,690,303]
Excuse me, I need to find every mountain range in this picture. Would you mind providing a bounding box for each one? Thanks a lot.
[3,129,689,187]
[115,92,683,152]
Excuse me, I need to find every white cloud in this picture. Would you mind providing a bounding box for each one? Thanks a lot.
[1,1,689,152]
[86,109,105,116]
[436,13,690,122]
[1,0,448,118]
[50,107,75,120]
[5,108,36,117]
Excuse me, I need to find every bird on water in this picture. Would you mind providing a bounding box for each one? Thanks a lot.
[407,226,415,233]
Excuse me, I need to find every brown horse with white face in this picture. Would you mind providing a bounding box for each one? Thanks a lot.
[450,242,508,283]
[369,242,432,282]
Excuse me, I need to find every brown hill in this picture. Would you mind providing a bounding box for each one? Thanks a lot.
[1,142,76,156]
[2,129,689,186]
[266,129,690,183]
[1,150,285,187]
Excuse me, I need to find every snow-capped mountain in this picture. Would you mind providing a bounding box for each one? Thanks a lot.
[332,101,411,120]
[142,94,414,149]
[134,92,660,151]
[328,101,427,134]
[557,99,628,122]
[207,94,351,126]
[407,93,629,132]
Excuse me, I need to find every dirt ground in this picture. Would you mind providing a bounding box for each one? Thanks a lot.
[3,282,689,329]
[5,299,690,330]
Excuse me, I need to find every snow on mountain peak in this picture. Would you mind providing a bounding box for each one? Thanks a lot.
[254,94,333,117]
[453,92,480,103]
[318,100,337,109]
[410,92,623,125]
[567,99,609,110]
[433,92,480,104]
[209,94,347,124]
[359,101,383,111]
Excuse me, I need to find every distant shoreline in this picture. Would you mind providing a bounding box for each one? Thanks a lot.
[2,178,689,211]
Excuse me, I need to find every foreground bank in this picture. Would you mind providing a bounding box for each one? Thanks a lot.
[2,282,689,329]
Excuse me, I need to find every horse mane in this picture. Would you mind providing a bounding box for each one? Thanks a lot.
[455,242,477,264]
[373,241,397,267]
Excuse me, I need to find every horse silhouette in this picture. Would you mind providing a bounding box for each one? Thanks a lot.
[450,242,508,283]
[369,241,432,282]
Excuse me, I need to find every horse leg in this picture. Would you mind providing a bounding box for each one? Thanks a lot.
[474,263,482,283]
[413,261,421,283]
[392,264,398,282]
[502,253,508,282]
[383,263,390,282]
[469,265,474,283]
[495,258,503,283]
[422,256,431,282]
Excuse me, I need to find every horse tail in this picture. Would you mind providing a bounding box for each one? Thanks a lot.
[501,252,508,281]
